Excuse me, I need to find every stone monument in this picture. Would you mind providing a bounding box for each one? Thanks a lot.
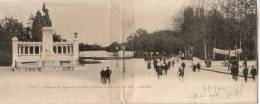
[41,27,60,70]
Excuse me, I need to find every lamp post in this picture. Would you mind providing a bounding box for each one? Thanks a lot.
[234,46,238,63]
[191,46,194,66]
[116,46,119,67]
[122,45,126,104]
[122,46,126,73]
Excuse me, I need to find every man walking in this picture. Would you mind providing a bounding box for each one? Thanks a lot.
[100,68,106,84]
[105,66,112,84]
[243,67,249,82]
[178,66,184,79]
[197,62,201,72]
[181,61,186,70]
[250,65,257,81]
[192,64,196,72]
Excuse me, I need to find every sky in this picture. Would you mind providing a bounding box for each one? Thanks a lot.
[0,0,190,46]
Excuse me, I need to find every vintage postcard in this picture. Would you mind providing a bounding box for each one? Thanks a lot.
[0,0,258,103]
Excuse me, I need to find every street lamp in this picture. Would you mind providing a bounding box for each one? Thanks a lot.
[122,45,126,73]
[234,46,238,64]
[234,46,238,57]
[191,46,194,66]
[116,46,119,67]
[121,45,126,104]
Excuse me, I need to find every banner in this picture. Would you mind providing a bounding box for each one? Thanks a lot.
[213,48,242,55]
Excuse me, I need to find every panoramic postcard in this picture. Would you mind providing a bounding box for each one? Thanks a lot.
[0,0,257,103]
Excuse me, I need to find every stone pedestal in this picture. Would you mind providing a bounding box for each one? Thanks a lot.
[42,27,54,56]
[41,27,61,71]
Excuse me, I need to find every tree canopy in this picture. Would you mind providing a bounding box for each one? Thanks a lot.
[124,0,257,60]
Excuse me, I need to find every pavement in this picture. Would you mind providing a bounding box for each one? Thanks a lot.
[0,59,257,104]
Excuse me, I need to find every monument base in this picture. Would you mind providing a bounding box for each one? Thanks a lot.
[41,60,62,71]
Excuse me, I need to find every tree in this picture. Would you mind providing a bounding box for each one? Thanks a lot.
[31,10,43,41]
[31,2,52,41]
[106,41,120,52]
[0,17,29,65]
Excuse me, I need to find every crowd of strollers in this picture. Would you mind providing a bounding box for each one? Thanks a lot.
[144,56,257,82]
[230,57,257,82]
[145,57,202,79]
[99,57,257,84]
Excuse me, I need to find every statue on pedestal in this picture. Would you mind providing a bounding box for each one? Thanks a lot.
[42,2,52,27]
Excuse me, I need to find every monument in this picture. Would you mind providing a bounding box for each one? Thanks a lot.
[11,27,79,71]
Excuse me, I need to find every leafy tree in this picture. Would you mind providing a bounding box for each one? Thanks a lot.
[125,0,257,60]
[0,17,29,65]
[106,41,120,52]
[79,43,105,51]
[31,2,52,41]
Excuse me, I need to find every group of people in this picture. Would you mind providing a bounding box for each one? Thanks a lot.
[100,66,112,84]
[98,56,257,84]
[146,57,177,79]
[192,62,201,72]
[243,65,257,82]
[146,56,189,79]
[230,57,257,82]
[153,57,173,78]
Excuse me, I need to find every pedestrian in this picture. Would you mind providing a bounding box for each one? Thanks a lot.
[197,62,201,72]
[181,61,186,70]
[243,67,249,82]
[172,60,175,68]
[105,66,112,84]
[162,61,168,75]
[147,61,151,69]
[234,65,239,81]
[192,64,196,72]
[250,65,257,81]
[153,59,158,70]
[230,65,236,80]
[178,66,184,79]
[100,69,106,84]
[209,59,212,67]
[168,61,171,69]
[205,60,208,67]
[156,67,162,79]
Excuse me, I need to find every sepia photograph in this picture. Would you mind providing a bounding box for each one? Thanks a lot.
[0,0,258,103]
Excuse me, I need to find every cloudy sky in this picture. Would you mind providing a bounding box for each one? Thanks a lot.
[0,0,190,46]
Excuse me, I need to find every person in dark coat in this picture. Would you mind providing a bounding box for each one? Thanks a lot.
[250,65,257,81]
[162,61,168,75]
[168,61,171,69]
[172,60,175,68]
[205,60,208,67]
[243,67,249,82]
[209,59,212,67]
[197,62,201,72]
[230,65,236,80]
[100,69,106,84]
[181,61,186,70]
[105,66,112,84]
[178,66,184,79]
[153,59,158,70]
[147,61,151,69]
[192,64,197,72]
[156,67,162,79]
[234,65,239,81]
